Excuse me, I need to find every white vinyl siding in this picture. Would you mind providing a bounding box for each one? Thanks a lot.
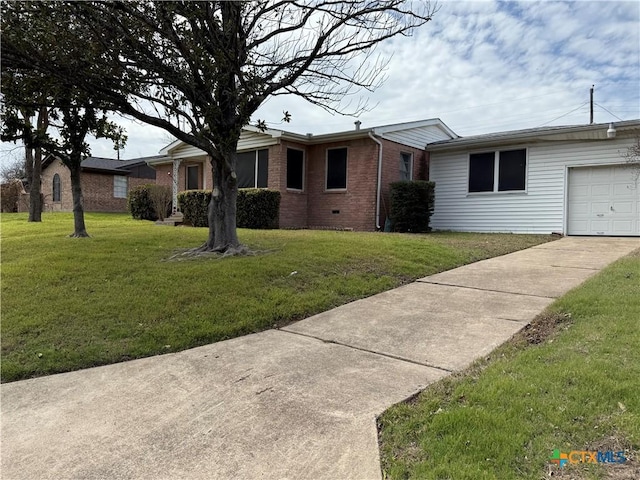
[380,125,453,149]
[429,137,639,234]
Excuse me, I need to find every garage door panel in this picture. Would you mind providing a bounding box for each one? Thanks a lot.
[612,221,634,234]
[612,202,633,214]
[568,165,639,236]
[590,184,611,197]
[590,202,609,214]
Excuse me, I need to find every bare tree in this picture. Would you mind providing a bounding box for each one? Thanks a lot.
[2,1,436,254]
[623,136,640,182]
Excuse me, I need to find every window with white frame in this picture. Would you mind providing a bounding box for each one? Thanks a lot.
[286,148,304,190]
[400,152,413,181]
[237,149,268,188]
[113,175,128,198]
[326,147,347,190]
[468,149,526,193]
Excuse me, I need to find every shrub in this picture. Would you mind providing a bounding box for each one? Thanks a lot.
[128,184,159,221]
[237,189,280,229]
[389,180,435,233]
[178,188,281,229]
[147,185,172,221]
[1,181,22,213]
[178,190,210,227]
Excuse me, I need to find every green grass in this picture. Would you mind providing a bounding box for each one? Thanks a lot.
[1,212,555,382]
[378,250,640,480]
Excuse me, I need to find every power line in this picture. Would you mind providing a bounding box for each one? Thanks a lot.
[537,102,590,127]
[594,103,625,121]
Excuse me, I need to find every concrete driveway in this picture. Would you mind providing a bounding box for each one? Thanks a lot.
[2,237,638,480]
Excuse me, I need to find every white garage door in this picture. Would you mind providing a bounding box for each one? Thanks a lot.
[568,165,639,236]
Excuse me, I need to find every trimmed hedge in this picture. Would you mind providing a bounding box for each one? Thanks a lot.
[178,190,210,227]
[389,180,435,233]
[128,184,159,220]
[178,188,281,229]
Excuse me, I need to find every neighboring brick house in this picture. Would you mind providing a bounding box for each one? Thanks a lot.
[41,155,158,212]
[148,119,457,231]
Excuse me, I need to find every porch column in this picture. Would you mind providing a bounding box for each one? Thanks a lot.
[172,158,181,214]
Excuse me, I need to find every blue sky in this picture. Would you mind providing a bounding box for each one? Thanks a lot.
[2,0,639,162]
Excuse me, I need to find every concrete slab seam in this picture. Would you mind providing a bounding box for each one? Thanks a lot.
[276,329,454,373]
[414,280,559,299]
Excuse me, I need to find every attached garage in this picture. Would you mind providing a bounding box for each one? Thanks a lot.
[568,165,639,236]
[427,119,640,236]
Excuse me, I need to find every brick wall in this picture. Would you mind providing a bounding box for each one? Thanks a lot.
[41,160,155,213]
[269,141,309,229]
[154,139,429,232]
[378,139,429,228]
[306,138,379,231]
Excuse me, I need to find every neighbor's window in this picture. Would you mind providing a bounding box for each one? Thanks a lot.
[237,149,268,188]
[469,149,526,193]
[52,174,61,202]
[400,152,413,181]
[326,147,347,190]
[113,175,128,198]
[186,165,199,190]
[286,148,304,190]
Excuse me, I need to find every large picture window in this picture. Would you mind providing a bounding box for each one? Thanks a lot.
[469,149,526,193]
[326,147,347,190]
[286,148,304,190]
[237,149,268,188]
[113,175,127,198]
[52,174,61,202]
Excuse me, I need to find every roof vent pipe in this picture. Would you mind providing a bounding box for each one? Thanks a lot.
[354,120,361,131]
[607,123,616,139]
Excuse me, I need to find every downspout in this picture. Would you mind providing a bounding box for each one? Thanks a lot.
[369,132,383,230]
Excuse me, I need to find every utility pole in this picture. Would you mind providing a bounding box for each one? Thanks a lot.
[590,85,594,124]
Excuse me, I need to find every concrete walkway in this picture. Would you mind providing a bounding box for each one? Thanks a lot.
[2,237,638,480]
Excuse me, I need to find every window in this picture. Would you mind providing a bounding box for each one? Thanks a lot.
[186,165,199,190]
[400,152,413,181]
[468,149,526,193]
[237,149,268,188]
[52,174,61,202]
[326,147,347,190]
[286,148,304,190]
[113,175,128,198]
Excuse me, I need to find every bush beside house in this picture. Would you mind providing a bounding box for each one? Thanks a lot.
[128,184,159,220]
[389,180,435,233]
[178,188,281,229]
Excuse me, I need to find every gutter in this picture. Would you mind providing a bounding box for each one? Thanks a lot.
[369,131,383,230]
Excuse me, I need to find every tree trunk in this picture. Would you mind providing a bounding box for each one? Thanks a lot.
[204,154,240,252]
[28,146,43,222]
[27,107,48,222]
[69,162,89,237]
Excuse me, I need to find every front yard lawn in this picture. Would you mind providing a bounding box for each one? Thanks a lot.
[378,250,640,479]
[1,213,556,382]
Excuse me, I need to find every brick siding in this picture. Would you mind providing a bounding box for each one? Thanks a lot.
[40,159,154,213]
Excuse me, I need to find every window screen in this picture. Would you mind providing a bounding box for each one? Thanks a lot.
[498,149,526,191]
[326,148,347,190]
[237,152,257,188]
[468,152,495,192]
[400,152,412,181]
[287,148,304,190]
[186,165,199,190]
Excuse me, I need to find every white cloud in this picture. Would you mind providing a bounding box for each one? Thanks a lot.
[2,0,638,163]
